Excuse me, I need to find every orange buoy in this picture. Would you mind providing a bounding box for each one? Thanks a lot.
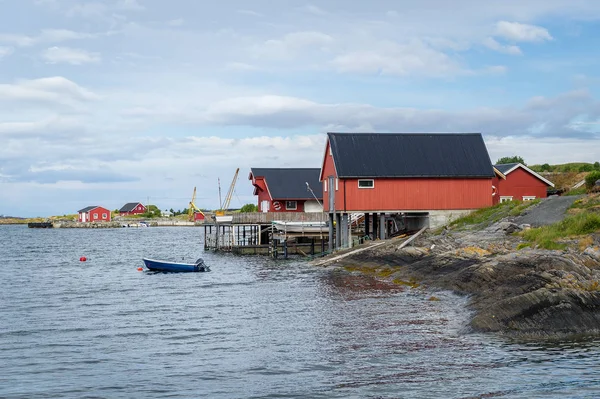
[79,256,87,262]
[137,267,143,271]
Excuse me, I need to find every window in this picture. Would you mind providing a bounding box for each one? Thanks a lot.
[358,179,374,189]
[335,178,339,191]
[523,196,536,201]
[286,201,297,210]
[324,180,327,192]
[329,146,332,156]
[93,213,98,219]
[500,196,513,203]
[102,213,107,219]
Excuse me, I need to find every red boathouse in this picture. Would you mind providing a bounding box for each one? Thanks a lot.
[492,163,554,204]
[320,132,498,250]
[78,206,111,222]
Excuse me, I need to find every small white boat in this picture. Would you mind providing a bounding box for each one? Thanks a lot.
[272,220,328,233]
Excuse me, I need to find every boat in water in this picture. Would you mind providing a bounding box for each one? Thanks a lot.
[142,258,210,273]
[271,220,328,233]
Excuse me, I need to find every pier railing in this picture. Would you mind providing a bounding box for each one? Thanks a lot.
[231,212,326,224]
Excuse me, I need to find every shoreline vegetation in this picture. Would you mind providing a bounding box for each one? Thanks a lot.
[321,193,600,340]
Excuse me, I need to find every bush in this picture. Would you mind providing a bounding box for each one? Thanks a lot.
[585,171,600,190]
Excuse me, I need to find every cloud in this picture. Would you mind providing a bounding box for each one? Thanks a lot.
[331,40,464,77]
[42,46,101,65]
[0,46,13,58]
[482,37,522,55]
[0,76,100,106]
[304,4,327,15]
[117,0,145,11]
[198,91,600,140]
[236,9,262,17]
[0,29,93,47]
[256,31,334,60]
[166,18,185,26]
[65,2,107,18]
[495,21,553,42]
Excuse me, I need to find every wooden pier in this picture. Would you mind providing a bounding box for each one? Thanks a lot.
[203,212,330,258]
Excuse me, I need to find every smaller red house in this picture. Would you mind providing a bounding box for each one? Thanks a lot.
[119,202,146,216]
[249,168,323,213]
[493,163,554,204]
[78,206,111,222]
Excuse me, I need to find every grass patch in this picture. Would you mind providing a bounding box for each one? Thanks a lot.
[521,212,600,250]
[516,242,531,250]
[449,199,539,230]
[569,194,600,211]
[565,187,587,196]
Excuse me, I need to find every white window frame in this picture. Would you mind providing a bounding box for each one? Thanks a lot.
[335,178,338,191]
[523,196,536,201]
[93,213,98,219]
[324,180,327,192]
[500,196,513,203]
[285,200,297,210]
[358,179,374,189]
[329,146,332,156]
[102,213,107,219]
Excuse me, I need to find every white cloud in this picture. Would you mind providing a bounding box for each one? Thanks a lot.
[495,21,553,42]
[331,40,463,77]
[166,18,185,26]
[65,2,107,18]
[0,29,93,47]
[482,37,522,55]
[117,0,145,11]
[0,76,100,105]
[236,9,262,17]
[256,31,334,60]
[42,46,101,65]
[0,46,13,58]
[304,4,327,15]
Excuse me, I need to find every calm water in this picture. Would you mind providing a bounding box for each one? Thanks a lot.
[1,225,600,398]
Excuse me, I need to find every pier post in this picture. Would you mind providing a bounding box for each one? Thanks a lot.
[365,213,370,241]
[341,213,349,248]
[335,213,342,249]
[380,213,386,240]
[283,240,288,259]
[373,213,378,240]
[328,213,334,252]
[311,238,315,255]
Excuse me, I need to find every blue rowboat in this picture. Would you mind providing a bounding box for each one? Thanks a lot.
[142,258,210,273]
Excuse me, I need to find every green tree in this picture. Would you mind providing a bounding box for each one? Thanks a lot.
[240,203,258,213]
[540,163,552,172]
[496,156,525,165]
[594,162,600,170]
[142,205,161,218]
[579,164,593,172]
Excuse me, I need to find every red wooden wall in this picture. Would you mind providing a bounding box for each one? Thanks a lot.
[253,176,306,212]
[321,141,494,212]
[493,168,549,204]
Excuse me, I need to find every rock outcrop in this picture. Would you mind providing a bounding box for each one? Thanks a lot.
[332,224,600,340]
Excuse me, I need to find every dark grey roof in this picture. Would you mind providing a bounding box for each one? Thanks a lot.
[119,202,143,212]
[250,168,323,200]
[493,163,519,174]
[328,133,495,178]
[78,206,99,213]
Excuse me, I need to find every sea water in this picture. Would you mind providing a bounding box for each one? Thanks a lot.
[1,225,600,398]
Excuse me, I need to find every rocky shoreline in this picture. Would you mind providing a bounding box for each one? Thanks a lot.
[327,212,600,340]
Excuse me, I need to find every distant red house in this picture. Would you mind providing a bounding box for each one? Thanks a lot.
[249,168,323,213]
[492,163,554,204]
[78,206,111,222]
[119,202,146,216]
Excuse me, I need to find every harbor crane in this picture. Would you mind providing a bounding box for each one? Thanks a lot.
[188,187,205,221]
[215,168,239,216]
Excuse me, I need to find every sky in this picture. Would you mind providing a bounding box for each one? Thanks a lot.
[1,0,600,217]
